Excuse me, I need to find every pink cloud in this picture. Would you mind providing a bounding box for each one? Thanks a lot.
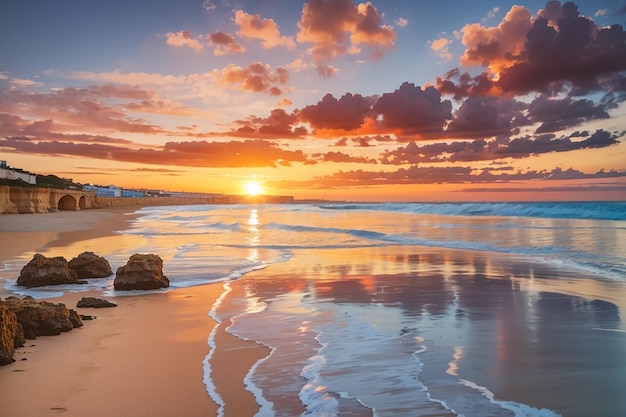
[166,31,206,52]
[208,31,246,55]
[218,62,289,95]
[296,0,396,65]
[234,10,296,49]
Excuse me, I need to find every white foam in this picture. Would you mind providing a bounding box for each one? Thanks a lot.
[459,379,563,417]
[298,352,339,416]
[203,282,231,417]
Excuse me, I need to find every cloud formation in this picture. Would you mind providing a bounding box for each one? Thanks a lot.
[372,82,452,136]
[218,62,289,95]
[438,1,626,96]
[299,93,373,130]
[209,31,246,55]
[296,0,396,66]
[0,136,312,168]
[234,10,296,50]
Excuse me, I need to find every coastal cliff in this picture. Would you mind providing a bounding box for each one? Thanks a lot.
[0,186,274,214]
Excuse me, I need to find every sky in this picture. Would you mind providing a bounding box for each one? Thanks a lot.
[1,0,626,202]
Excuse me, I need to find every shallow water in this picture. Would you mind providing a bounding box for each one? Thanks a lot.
[2,203,625,416]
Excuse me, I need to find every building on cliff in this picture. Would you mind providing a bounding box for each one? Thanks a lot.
[0,161,37,185]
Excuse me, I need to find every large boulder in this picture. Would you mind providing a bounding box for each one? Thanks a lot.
[0,299,25,366]
[2,296,83,339]
[69,251,113,279]
[16,253,79,288]
[114,254,170,290]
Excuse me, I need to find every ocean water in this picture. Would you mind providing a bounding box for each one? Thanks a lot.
[2,201,626,416]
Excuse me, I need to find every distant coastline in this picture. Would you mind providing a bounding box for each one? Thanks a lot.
[0,185,301,214]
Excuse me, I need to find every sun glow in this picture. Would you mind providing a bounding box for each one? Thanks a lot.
[244,180,264,196]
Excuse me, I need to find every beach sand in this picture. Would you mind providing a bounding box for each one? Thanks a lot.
[0,208,266,417]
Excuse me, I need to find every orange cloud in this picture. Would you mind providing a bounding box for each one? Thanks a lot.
[460,5,532,74]
[218,62,289,95]
[166,30,205,52]
[296,0,396,65]
[234,10,296,49]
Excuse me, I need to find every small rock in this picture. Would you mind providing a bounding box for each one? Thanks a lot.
[76,297,117,308]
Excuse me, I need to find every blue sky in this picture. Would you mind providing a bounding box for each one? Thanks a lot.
[1,1,626,201]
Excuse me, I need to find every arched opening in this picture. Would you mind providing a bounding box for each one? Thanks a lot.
[57,194,77,211]
[78,195,87,209]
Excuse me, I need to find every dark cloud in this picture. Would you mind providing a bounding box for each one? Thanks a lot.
[299,93,372,130]
[381,130,621,164]
[446,96,527,138]
[372,82,452,135]
[0,136,313,168]
[438,1,626,97]
[500,3,626,94]
[270,165,626,189]
[230,108,308,139]
[495,129,620,157]
[528,94,611,133]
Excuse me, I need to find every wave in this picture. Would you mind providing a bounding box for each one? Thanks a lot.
[318,201,626,221]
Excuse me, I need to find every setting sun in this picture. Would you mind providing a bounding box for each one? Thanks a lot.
[243,180,264,196]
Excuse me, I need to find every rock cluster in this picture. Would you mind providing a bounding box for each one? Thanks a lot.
[16,254,79,288]
[16,252,169,291]
[16,251,113,288]
[0,296,82,365]
[114,254,170,290]
[2,252,169,365]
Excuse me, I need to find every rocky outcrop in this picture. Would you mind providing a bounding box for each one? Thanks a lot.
[16,254,80,288]
[69,251,113,279]
[2,296,82,340]
[0,299,25,365]
[0,186,18,214]
[76,297,117,308]
[114,254,170,290]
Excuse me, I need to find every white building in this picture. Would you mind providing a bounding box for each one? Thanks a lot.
[0,161,37,185]
[83,184,123,197]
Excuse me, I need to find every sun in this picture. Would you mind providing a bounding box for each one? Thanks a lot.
[243,180,264,196]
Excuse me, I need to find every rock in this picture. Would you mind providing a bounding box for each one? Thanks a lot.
[16,254,79,288]
[69,252,113,279]
[76,297,117,308]
[0,299,25,366]
[114,254,170,290]
[2,296,83,339]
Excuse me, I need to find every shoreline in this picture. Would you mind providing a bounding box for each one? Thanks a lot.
[0,207,267,417]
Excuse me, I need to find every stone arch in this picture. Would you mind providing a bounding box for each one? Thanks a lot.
[78,195,87,209]
[57,194,77,211]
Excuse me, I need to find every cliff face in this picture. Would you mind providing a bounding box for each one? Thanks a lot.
[0,186,215,213]
[0,186,95,214]
[0,187,18,214]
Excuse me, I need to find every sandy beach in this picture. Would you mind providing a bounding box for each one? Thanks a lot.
[0,208,265,417]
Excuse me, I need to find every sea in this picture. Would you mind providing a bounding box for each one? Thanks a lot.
[2,201,626,416]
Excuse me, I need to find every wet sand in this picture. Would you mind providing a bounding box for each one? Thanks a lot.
[0,208,266,417]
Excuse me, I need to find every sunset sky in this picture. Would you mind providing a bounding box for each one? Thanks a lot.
[1,0,626,201]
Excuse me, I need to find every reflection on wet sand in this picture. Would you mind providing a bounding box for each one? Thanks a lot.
[216,246,626,417]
